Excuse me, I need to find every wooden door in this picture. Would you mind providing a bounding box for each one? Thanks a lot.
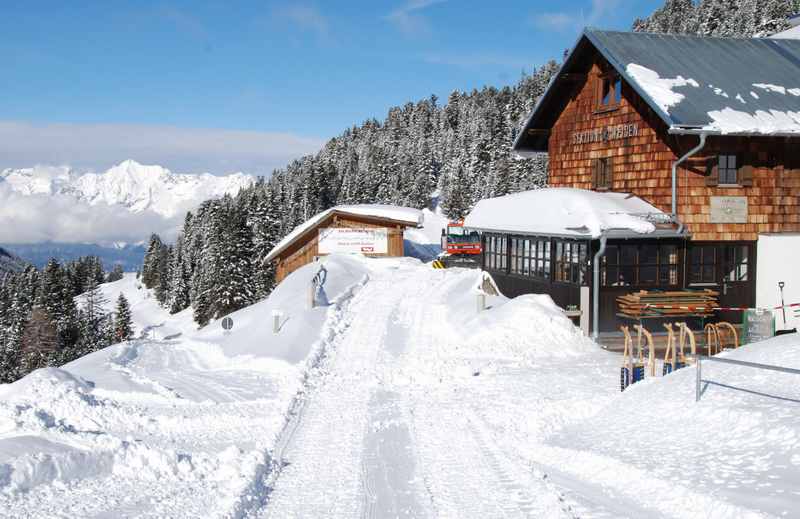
[687,242,755,324]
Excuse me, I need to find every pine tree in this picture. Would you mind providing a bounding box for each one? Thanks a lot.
[107,264,124,282]
[19,307,58,374]
[114,293,134,342]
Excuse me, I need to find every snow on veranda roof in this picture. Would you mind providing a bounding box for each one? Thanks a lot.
[463,188,683,239]
[265,204,423,262]
[513,29,800,152]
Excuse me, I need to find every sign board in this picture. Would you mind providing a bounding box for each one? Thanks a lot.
[318,228,388,254]
[710,196,748,224]
[743,309,774,344]
[221,316,234,331]
[571,124,639,146]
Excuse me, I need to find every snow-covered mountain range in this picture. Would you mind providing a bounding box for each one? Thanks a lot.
[0,159,254,219]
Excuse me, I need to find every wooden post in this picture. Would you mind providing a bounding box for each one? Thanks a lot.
[477,293,486,313]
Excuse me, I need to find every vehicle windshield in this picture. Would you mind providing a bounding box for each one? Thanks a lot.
[448,227,479,243]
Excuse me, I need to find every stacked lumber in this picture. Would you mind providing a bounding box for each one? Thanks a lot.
[617,289,719,318]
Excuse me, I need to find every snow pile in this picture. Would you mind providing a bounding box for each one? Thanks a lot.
[626,63,699,113]
[464,187,665,238]
[266,204,423,261]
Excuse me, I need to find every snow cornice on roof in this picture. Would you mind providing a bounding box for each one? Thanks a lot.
[463,188,687,240]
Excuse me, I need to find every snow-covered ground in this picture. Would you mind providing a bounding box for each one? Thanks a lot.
[2,253,800,517]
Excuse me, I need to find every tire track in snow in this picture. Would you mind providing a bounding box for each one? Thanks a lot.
[260,272,407,517]
[234,275,367,519]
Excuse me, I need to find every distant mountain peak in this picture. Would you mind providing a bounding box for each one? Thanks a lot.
[0,161,255,218]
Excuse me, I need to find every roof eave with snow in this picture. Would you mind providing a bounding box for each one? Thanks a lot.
[463,188,686,240]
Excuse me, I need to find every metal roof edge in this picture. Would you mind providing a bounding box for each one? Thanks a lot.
[512,29,594,152]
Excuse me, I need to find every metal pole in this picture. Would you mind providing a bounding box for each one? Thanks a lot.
[695,354,702,402]
[779,281,787,328]
[671,132,707,230]
[592,235,607,341]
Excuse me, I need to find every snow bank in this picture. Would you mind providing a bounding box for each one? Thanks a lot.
[266,204,423,262]
[0,254,372,514]
[543,334,800,517]
[464,187,665,238]
[626,63,699,113]
[403,208,448,261]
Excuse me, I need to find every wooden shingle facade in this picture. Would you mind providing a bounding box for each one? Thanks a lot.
[546,56,800,242]
[496,29,800,333]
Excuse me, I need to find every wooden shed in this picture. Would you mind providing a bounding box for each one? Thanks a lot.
[265,205,423,283]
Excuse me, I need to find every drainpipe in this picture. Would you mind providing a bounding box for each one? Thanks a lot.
[592,235,607,341]
[672,132,707,234]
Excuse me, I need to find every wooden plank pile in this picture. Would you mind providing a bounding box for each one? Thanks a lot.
[617,289,719,318]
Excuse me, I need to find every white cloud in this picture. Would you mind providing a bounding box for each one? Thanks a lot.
[273,4,330,39]
[0,121,325,175]
[386,0,447,37]
[531,0,622,33]
[0,183,181,244]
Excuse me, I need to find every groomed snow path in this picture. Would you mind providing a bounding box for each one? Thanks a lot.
[259,262,600,518]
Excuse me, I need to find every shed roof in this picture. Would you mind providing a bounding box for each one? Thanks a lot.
[265,204,423,262]
[514,29,800,152]
[463,188,686,239]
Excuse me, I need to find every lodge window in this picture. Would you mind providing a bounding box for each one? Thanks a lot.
[598,75,622,109]
[688,245,717,284]
[723,245,749,282]
[706,153,754,187]
[592,157,613,190]
[554,241,588,285]
[484,235,507,271]
[601,243,679,286]
[508,237,551,280]
[718,154,738,185]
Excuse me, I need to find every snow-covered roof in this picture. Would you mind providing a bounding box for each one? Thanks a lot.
[771,24,800,40]
[514,30,800,152]
[265,204,423,262]
[463,188,681,239]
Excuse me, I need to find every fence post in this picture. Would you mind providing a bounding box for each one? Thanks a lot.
[696,354,702,402]
[476,293,486,313]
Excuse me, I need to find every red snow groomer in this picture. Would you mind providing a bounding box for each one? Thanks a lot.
[438,220,481,268]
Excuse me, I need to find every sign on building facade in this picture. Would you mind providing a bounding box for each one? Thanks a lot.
[710,196,748,224]
[318,228,388,254]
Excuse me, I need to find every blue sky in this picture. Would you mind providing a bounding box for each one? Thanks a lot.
[1,0,663,174]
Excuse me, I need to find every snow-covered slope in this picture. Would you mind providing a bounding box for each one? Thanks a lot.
[0,160,254,218]
[2,252,799,517]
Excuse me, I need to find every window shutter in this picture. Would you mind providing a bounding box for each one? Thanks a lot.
[591,159,600,189]
[705,157,719,187]
[606,156,614,188]
[739,160,754,187]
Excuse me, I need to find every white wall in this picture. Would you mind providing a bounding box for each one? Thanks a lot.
[756,234,800,330]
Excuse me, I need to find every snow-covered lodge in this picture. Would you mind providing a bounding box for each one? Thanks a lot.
[466,29,800,335]
[265,205,422,283]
